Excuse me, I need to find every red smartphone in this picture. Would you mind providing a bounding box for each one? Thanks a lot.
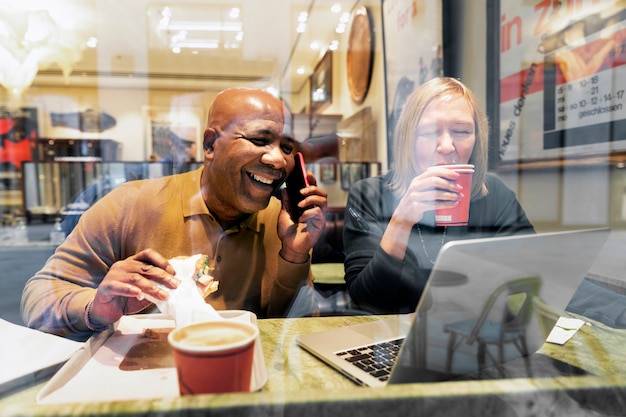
[286,152,310,221]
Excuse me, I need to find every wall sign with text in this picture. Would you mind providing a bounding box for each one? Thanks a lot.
[498,0,626,162]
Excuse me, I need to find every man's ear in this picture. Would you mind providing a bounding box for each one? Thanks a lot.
[203,128,217,152]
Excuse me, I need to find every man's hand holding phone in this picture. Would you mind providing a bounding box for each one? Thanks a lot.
[279,152,328,263]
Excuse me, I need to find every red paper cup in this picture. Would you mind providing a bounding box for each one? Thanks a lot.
[428,164,474,226]
[168,320,258,395]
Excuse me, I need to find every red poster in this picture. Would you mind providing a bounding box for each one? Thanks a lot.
[0,107,38,169]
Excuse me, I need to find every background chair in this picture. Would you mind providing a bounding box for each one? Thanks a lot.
[532,295,571,341]
[443,275,542,373]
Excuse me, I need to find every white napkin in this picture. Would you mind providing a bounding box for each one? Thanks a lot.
[142,254,222,327]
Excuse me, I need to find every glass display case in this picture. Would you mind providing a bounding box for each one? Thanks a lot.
[21,161,202,223]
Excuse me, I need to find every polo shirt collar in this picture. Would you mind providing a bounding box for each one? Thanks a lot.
[180,167,261,233]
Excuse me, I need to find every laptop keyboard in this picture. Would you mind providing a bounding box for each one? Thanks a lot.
[335,338,404,382]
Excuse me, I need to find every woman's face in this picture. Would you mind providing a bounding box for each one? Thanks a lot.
[413,94,476,173]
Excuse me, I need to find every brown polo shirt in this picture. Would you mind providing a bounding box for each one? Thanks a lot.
[21,168,312,340]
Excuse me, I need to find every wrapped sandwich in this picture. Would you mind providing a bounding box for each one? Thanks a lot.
[142,254,222,327]
[171,254,219,297]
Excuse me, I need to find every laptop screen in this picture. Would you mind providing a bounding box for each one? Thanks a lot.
[390,228,611,383]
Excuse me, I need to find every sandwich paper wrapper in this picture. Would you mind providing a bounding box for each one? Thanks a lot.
[146,254,222,327]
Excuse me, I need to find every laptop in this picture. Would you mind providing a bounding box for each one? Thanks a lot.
[296,228,611,387]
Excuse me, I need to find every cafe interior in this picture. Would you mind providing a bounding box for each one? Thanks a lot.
[1,0,626,415]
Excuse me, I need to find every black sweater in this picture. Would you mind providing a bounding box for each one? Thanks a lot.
[343,173,535,314]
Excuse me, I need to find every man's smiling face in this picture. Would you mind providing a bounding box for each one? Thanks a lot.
[201,89,296,224]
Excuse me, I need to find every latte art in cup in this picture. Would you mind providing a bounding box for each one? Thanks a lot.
[174,326,251,349]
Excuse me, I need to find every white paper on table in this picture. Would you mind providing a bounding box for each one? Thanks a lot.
[0,319,83,393]
[36,312,267,404]
[546,316,586,345]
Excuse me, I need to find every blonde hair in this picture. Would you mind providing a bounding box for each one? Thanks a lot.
[389,77,489,200]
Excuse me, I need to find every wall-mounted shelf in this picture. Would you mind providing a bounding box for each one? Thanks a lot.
[31,138,122,162]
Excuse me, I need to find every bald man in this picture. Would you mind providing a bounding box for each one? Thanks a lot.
[21,88,328,341]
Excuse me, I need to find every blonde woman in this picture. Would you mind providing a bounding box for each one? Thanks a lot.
[343,77,534,313]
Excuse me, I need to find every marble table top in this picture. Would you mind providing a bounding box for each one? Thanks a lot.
[2,314,625,417]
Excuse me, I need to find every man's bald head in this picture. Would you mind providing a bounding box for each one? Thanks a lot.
[205,88,293,147]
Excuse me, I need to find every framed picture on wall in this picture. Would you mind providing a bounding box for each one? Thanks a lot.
[490,0,626,167]
[382,0,442,168]
[142,106,204,162]
[310,50,332,114]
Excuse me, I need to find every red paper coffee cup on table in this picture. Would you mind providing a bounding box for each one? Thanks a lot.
[428,164,474,226]
[168,319,258,395]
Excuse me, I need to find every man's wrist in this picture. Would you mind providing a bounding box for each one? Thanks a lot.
[83,298,109,332]
[279,246,310,264]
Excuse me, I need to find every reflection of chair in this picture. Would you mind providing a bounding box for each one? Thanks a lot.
[532,296,570,341]
[443,276,542,373]
[311,263,352,315]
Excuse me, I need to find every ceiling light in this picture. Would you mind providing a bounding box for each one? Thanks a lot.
[172,41,219,49]
[331,4,342,13]
[297,22,307,33]
[229,7,240,19]
[86,37,98,48]
[312,88,328,103]
[159,21,242,32]
[297,66,306,74]
[310,41,321,50]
